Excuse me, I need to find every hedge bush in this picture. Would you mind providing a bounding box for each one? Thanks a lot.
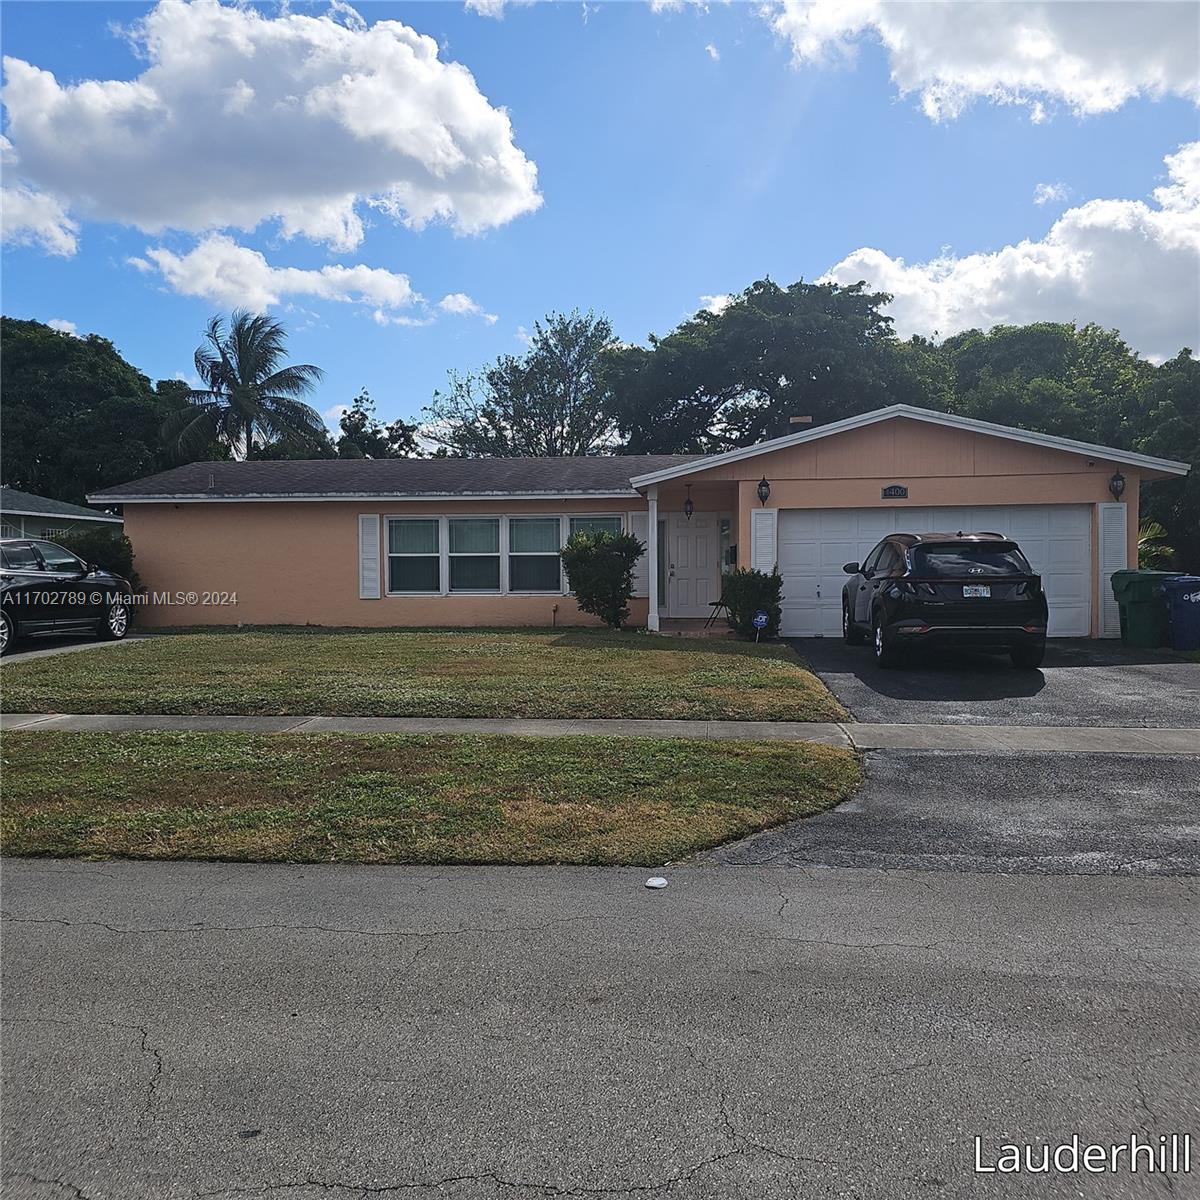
[56,528,142,590]
[722,567,783,639]
[560,530,645,629]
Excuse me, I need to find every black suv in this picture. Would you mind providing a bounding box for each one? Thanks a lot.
[0,538,133,656]
[841,532,1049,669]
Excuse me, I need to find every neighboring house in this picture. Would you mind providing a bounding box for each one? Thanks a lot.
[0,485,124,541]
[89,404,1190,639]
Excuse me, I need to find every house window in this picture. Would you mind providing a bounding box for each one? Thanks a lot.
[388,519,440,593]
[449,518,500,591]
[508,517,562,592]
[569,516,623,538]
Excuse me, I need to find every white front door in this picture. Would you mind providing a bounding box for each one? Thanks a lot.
[667,512,721,617]
[777,505,1093,638]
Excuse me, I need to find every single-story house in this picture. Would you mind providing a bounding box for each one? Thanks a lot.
[89,405,1190,638]
[1,485,124,541]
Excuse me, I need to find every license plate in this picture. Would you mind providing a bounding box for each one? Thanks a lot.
[963,585,991,598]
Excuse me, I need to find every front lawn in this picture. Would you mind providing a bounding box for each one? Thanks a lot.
[0,629,845,721]
[0,732,860,864]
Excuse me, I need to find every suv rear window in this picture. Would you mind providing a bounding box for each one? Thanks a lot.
[1,544,42,570]
[912,544,1033,577]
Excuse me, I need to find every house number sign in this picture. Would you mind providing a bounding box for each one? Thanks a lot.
[881,484,909,499]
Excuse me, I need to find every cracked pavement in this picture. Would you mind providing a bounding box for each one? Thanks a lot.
[702,751,1200,874]
[3,859,1198,1199]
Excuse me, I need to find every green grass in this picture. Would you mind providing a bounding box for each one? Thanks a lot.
[0,732,860,864]
[0,629,845,721]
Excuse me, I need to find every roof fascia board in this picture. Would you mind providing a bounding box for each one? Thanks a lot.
[629,404,1190,486]
[0,508,123,522]
[86,490,644,505]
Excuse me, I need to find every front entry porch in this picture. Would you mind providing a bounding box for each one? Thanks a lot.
[643,493,734,630]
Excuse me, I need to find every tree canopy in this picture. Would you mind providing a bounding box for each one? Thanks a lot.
[423,311,618,457]
[601,280,952,453]
[0,317,209,506]
[163,311,326,461]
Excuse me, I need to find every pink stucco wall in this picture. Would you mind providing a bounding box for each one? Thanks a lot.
[123,417,1152,633]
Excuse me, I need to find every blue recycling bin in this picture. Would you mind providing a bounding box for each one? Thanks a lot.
[1162,575,1200,651]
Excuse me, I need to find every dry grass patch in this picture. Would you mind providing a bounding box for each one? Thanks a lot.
[0,628,845,721]
[1,731,860,865]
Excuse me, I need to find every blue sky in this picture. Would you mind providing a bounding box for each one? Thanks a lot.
[2,0,1198,430]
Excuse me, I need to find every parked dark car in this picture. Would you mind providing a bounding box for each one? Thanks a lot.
[0,538,133,656]
[841,532,1049,669]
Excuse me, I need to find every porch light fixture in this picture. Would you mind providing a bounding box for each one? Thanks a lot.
[757,477,771,506]
[1109,470,1126,501]
[683,483,694,521]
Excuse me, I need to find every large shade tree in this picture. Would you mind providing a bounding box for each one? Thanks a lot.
[165,312,326,460]
[601,279,946,453]
[0,317,212,506]
[423,311,618,457]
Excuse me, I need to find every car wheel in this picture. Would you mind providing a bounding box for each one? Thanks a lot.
[0,611,13,657]
[872,615,899,669]
[842,599,864,645]
[100,601,130,641]
[1011,643,1045,670]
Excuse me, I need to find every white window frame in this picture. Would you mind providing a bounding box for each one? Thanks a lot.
[447,515,503,595]
[384,516,442,596]
[378,512,628,599]
[507,516,566,595]
[568,513,625,540]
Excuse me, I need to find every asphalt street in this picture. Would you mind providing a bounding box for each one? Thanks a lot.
[3,858,1198,1200]
[704,751,1200,874]
[791,637,1200,728]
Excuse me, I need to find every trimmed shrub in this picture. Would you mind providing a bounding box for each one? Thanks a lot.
[56,528,142,590]
[722,567,783,639]
[560,530,645,629]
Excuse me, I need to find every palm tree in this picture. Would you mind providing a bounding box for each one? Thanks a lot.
[164,312,326,460]
[1138,520,1176,569]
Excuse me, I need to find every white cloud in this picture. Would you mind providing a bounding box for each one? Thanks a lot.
[705,43,720,61]
[46,318,77,334]
[766,0,1200,121]
[1033,181,1069,206]
[820,142,1200,362]
[438,291,498,323]
[370,290,496,327]
[323,403,350,429]
[699,293,732,315]
[1,0,541,253]
[464,0,509,15]
[515,325,533,347]
[0,182,80,256]
[134,234,419,313]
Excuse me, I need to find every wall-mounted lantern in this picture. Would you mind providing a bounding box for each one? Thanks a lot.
[757,477,771,506]
[683,483,694,521]
[1109,470,1126,501]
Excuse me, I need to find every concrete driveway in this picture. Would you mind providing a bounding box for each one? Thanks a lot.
[3,859,1197,1200]
[705,751,1200,874]
[791,637,1200,727]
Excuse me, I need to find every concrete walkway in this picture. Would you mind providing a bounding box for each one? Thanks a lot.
[2,711,1196,753]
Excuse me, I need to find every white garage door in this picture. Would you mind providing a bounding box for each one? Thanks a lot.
[778,505,1092,638]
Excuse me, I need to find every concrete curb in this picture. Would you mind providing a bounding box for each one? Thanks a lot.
[1,713,1197,753]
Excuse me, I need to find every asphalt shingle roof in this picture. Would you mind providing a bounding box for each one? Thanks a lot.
[1,485,123,522]
[88,455,709,501]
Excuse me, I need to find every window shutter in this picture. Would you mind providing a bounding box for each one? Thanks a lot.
[750,508,778,573]
[628,512,650,597]
[1098,502,1127,638]
[359,514,381,599]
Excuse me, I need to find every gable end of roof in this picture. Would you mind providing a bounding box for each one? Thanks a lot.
[628,405,1191,487]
